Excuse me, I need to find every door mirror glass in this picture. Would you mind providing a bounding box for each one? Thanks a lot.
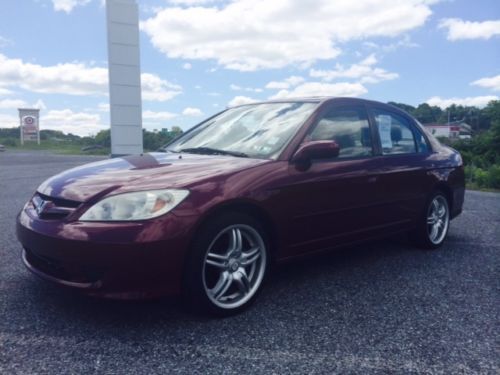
[292,140,340,163]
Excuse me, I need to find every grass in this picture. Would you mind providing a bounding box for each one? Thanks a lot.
[464,182,500,193]
[0,140,110,155]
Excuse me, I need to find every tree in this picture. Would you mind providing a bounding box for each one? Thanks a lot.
[94,130,111,147]
[388,102,415,114]
[413,103,442,123]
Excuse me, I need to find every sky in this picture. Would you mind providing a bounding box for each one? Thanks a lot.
[0,0,499,136]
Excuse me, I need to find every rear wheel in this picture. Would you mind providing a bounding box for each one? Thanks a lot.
[411,191,450,249]
[183,212,269,316]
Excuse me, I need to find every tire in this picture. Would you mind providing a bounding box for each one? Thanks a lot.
[410,191,450,249]
[183,211,270,317]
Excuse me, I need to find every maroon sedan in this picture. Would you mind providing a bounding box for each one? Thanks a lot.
[17,98,465,315]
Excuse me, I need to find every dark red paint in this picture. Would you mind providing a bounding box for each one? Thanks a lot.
[16,98,465,299]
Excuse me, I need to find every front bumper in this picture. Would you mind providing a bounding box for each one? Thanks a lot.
[16,203,198,299]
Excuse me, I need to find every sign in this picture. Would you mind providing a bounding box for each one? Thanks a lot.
[377,114,392,149]
[18,108,40,145]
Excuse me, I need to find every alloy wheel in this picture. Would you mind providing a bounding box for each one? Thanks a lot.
[202,224,267,310]
[427,195,449,245]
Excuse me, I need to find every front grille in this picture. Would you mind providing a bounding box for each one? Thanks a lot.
[32,193,81,220]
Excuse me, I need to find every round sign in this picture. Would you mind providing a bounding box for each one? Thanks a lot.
[24,116,35,125]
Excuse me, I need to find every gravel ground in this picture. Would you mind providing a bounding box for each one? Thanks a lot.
[0,150,499,374]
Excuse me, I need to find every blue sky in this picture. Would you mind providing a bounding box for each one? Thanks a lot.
[0,0,499,135]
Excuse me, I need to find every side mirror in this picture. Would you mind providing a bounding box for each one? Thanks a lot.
[291,140,340,164]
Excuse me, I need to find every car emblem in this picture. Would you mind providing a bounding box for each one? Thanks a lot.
[34,198,48,216]
[36,201,49,216]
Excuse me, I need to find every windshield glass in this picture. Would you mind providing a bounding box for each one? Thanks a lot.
[166,102,318,159]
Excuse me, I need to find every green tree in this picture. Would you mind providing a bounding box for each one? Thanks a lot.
[94,129,111,147]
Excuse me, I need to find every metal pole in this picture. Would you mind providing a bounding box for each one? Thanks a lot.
[19,111,24,145]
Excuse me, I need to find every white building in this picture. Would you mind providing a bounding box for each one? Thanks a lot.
[423,121,472,140]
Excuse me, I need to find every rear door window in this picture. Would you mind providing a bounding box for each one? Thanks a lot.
[372,109,418,155]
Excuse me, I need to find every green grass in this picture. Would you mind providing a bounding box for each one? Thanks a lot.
[0,140,110,155]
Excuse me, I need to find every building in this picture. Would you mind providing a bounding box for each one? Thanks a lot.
[423,121,472,140]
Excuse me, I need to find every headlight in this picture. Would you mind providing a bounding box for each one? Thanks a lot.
[80,189,189,221]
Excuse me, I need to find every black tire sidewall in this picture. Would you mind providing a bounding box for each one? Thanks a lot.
[183,211,270,317]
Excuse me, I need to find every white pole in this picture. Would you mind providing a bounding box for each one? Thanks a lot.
[106,0,143,157]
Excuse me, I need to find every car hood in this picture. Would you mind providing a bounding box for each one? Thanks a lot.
[37,152,270,202]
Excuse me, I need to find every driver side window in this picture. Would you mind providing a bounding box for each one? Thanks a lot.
[308,106,373,159]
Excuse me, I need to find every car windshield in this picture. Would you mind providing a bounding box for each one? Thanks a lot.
[165,102,318,159]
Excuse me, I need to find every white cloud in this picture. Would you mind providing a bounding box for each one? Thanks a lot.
[270,82,367,99]
[182,62,192,70]
[0,99,27,109]
[439,18,500,41]
[41,109,105,136]
[143,110,178,121]
[182,107,203,116]
[362,35,419,53]
[33,99,47,110]
[142,110,179,131]
[228,96,258,107]
[52,0,91,13]
[169,0,220,5]
[0,98,46,110]
[0,54,182,102]
[471,74,500,92]
[0,113,18,128]
[0,36,13,48]
[230,84,263,93]
[141,0,435,71]
[265,76,305,90]
[97,102,109,112]
[140,73,182,101]
[426,95,499,109]
[309,54,398,84]
[0,87,13,96]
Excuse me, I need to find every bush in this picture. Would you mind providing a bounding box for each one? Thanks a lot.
[487,165,500,189]
[2,138,18,147]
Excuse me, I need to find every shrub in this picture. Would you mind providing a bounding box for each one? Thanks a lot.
[487,165,500,189]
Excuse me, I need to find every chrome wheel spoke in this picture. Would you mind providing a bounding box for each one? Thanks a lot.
[241,246,261,266]
[229,228,243,252]
[233,268,250,294]
[206,252,228,269]
[211,271,233,300]
[432,199,439,214]
[437,206,446,218]
[427,216,436,225]
[430,224,438,240]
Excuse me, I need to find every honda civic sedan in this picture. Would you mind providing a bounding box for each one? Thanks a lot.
[17,97,465,315]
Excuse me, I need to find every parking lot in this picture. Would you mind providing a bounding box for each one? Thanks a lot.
[0,150,498,374]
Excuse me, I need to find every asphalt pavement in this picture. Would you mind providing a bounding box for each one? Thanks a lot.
[0,150,498,374]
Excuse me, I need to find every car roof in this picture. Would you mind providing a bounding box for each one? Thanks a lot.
[233,97,392,107]
[233,97,414,118]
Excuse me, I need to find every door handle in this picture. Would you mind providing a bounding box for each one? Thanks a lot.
[367,176,378,183]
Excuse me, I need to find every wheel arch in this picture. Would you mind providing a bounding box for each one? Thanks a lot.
[433,182,453,212]
[190,199,279,260]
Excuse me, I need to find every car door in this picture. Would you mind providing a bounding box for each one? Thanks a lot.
[282,103,389,257]
[367,105,432,226]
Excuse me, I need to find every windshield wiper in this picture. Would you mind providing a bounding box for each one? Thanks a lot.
[180,147,248,158]
[157,147,179,153]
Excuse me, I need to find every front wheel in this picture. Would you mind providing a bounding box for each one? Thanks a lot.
[411,192,450,249]
[183,212,269,316]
